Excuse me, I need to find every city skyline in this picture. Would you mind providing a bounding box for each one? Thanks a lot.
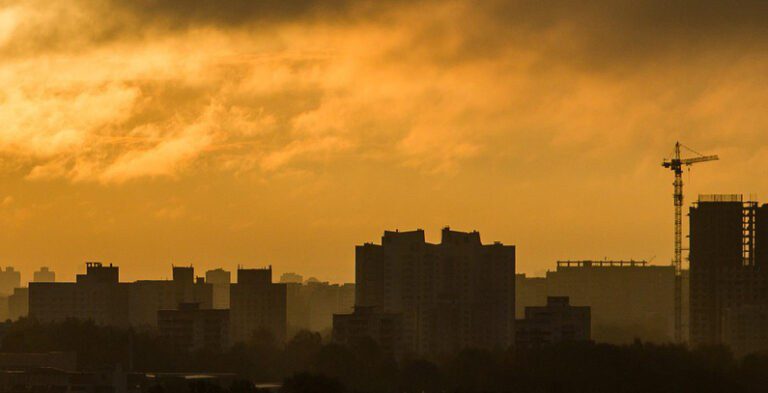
[2,1,768,283]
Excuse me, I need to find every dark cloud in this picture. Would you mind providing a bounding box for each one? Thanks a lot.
[114,0,358,27]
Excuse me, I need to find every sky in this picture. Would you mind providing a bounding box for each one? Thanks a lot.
[1,0,767,284]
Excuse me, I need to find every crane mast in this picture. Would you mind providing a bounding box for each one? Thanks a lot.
[662,141,718,342]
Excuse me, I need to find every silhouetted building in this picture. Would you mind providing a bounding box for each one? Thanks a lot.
[280,272,303,284]
[541,260,675,343]
[158,302,230,351]
[515,296,591,347]
[0,267,20,296]
[356,228,515,355]
[29,262,130,327]
[205,268,231,309]
[8,287,28,321]
[30,263,212,329]
[333,306,403,356]
[515,274,547,319]
[286,280,355,334]
[129,267,213,328]
[33,267,55,283]
[230,266,287,343]
[689,194,768,347]
[0,296,8,321]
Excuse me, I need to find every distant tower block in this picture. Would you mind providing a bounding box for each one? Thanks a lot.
[205,268,232,310]
[0,267,21,296]
[33,267,55,283]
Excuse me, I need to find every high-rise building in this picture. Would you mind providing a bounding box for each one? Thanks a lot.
[205,268,231,310]
[230,267,287,344]
[515,296,591,347]
[353,227,515,355]
[0,267,21,296]
[689,195,768,347]
[33,267,55,283]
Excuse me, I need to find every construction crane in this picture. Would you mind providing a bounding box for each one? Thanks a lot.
[662,141,718,342]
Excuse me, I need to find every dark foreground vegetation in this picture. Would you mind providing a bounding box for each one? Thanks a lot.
[2,318,768,393]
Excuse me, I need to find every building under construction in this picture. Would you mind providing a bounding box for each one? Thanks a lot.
[689,194,768,349]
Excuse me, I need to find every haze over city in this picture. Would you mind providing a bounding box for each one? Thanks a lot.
[2,1,768,284]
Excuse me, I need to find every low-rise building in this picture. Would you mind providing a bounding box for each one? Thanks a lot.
[158,303,230,351]
[516,296,591,348]
[29,263,212,329]
[333,306,403,357]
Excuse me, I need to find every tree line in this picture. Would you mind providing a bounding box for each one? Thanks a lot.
[1,318,768,392]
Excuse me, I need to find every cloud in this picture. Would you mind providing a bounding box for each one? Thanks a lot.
[1,0,768,186]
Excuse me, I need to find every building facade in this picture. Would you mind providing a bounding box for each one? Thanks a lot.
[129,266,213,328]
[0,267,20,296]
[33,267,55,283]
[229,267,287,344]
[30,262,131,327]
[8,287,28,321]
[286,281,355,334]
[355,227,516,356]
[158,302,230,351]
[29,263,213,329]
[515,296,591,347]
[332,306,403,356]
[689,195,768,347]
[544,260,675,343]
[205,268,231,310]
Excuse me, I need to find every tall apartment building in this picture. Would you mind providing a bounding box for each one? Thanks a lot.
[689,195,768,347]
[33,267,55,283]
[353,227,516,356]
[205,268,231,310]
[230,267,287,344]
[0,267,21,296]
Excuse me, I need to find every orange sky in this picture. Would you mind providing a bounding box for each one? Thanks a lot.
[1,0,768,284]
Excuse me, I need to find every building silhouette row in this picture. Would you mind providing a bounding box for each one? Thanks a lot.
[24,263,287,350]
[516,260,675,343]
[12,201,768,358]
